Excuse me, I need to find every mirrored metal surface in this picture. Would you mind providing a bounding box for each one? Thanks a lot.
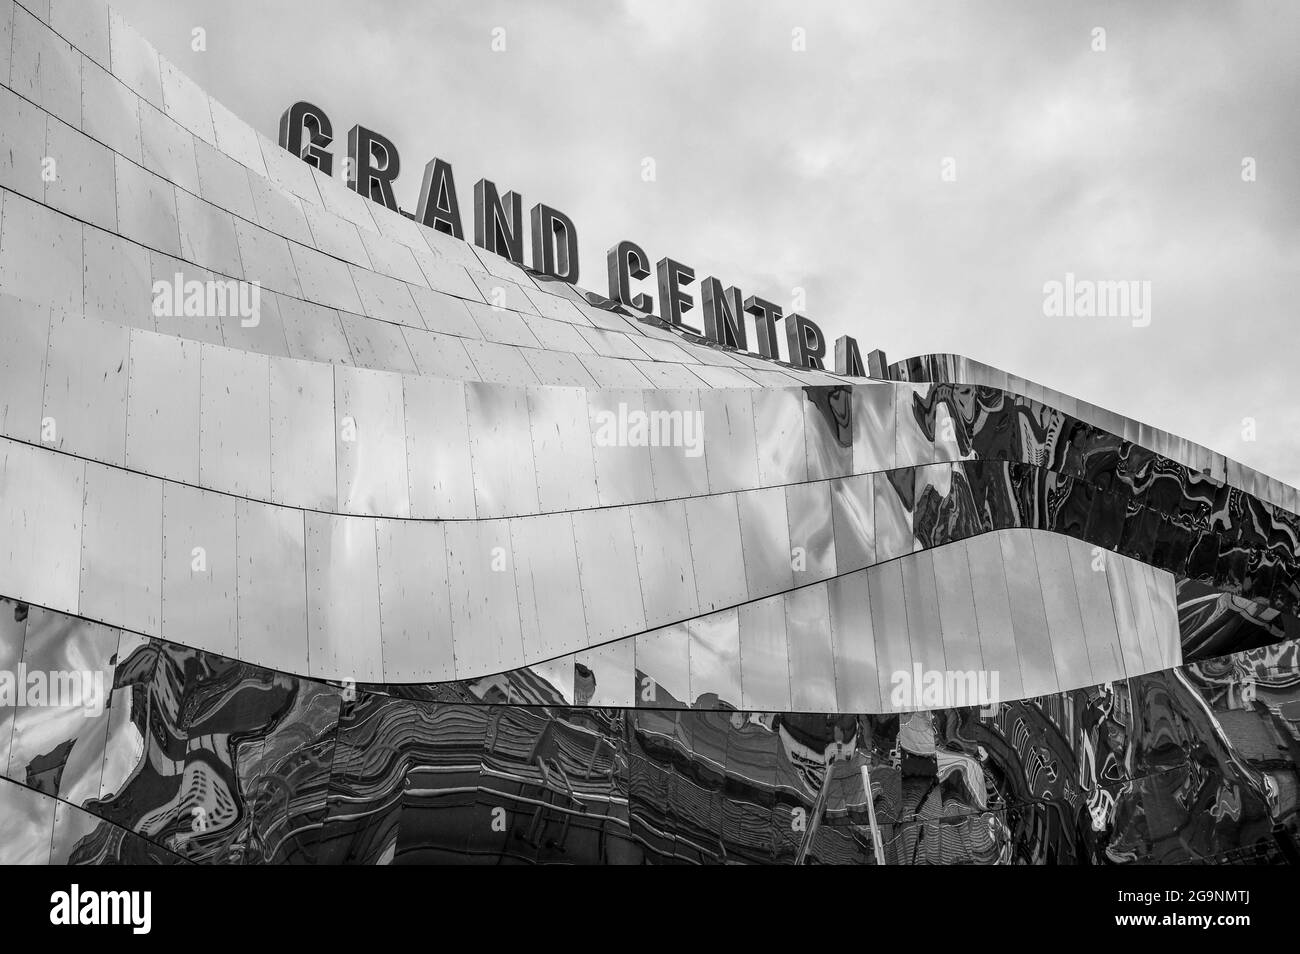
[827,571,881,711]
[965,532,1025,702]
[785,583,837,711]
[700,388,759,494]
[686,609,741,710]
[80,463,162,636]
[234,498,308,674]
[786,481,836,586]
[587,388,656,506]
[931,539,983,676]
[736,487,795,598]
[199,344,271,499]
[125,330,199,483]
[527,385,598,512]
[305,511,383,682]
[376,517,454,682]
[631,500,700,628]
[465,381,539,519]
[738,594,792,711]
[0,439,84,614]
[752,388,808,486]
[635,624,690,708]
[572,506,646,645]
[999,532,1059,698]
[446,519,526,677]
[161,482,237,657]
[42,312,130,466]
[803,386,853,480]
[683,493,749,613]
[872,469,915,562]
[645,388,710,499]
[1031,531,1093,690]
[335,364,410,517]
[269,355,337,511]
[573,639,636,708]
[403,375,476,519]
[899,547,946,676]
[830,474,875,574]
[853,383,896,474]
[511,512,588,662]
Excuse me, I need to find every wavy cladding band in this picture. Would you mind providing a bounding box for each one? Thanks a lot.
[0,0,1297,865]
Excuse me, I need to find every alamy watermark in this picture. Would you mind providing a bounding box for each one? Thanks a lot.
[0,666,105,717]
[890,665,1000,711]
[1042,272,1151,327]
[151,273,262,327]
[591,402,704,457]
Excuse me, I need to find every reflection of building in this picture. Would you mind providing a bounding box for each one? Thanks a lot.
[0,2,1298,864]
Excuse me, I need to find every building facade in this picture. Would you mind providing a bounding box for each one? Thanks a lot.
[0,0,1297,864]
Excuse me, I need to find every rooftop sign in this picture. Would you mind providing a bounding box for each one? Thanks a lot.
[279,102,865,376]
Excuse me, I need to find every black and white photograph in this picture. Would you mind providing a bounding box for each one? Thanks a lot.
[0,0,1295,919]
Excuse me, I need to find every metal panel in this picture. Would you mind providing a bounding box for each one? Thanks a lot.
[199,343,271,499]
[786,583,837,712]
[44,118,117,232]
[269,355,337,510]
[446,519,526,676]
[572,506,646,645]
[0,777,55,864]
[126,330,199,482]
[288,244,364,314]
[0,439,83,614]
[461,339,540,386]
[635,624,690,708]
[1123,553,1163,673]
[738,594,792,711]
[339,311,417,374]
[113,154,180,256]
[1104,549,1146,676]
[139,100,200,195]
[965,532,1025,703]
[645,388,709,498]
[804,388,854,480]
[80,463,161,636]
[511,512,588,662]
[630,499,700,628]
[701,388,759,493]
[335,364,410,517]
[1063,537,1125,684]
[931,539,983,676]
[351,269,424,331]
[404,327,479,380]
[830,474,874,573]
[827,571,881,712]
[588,388,656,506]
[1144,564,1182,671]
[42,312,129,466]
[900,548,946,675]
[872,469,914,562]
[175,190,241,277]
[752,387,808,486]
[852,383,895,474]
[276,296,355,365]
[4,607,115,805]
[161,482,237,657]
[306,512,383,682]
[0,191,82,316]
[1031,531,1093,691]
[403,374,476,519]
[0,596,24,779]
[868,561,912,710]
[0,296,51,444]
[82,228,153,332]
[466,381,538,518]
[785,480,837,586]
[234,498,307,674]
[375,517,454,683]
[527,385,597,512]
[736,486,794,598]
[895,382,935,468]
[683,493,749,613]
[999,532,1059,698]
[573,639,636,708]
[687,609,741,710]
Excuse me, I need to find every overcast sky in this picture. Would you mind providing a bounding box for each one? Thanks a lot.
[112,0,1300,485]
